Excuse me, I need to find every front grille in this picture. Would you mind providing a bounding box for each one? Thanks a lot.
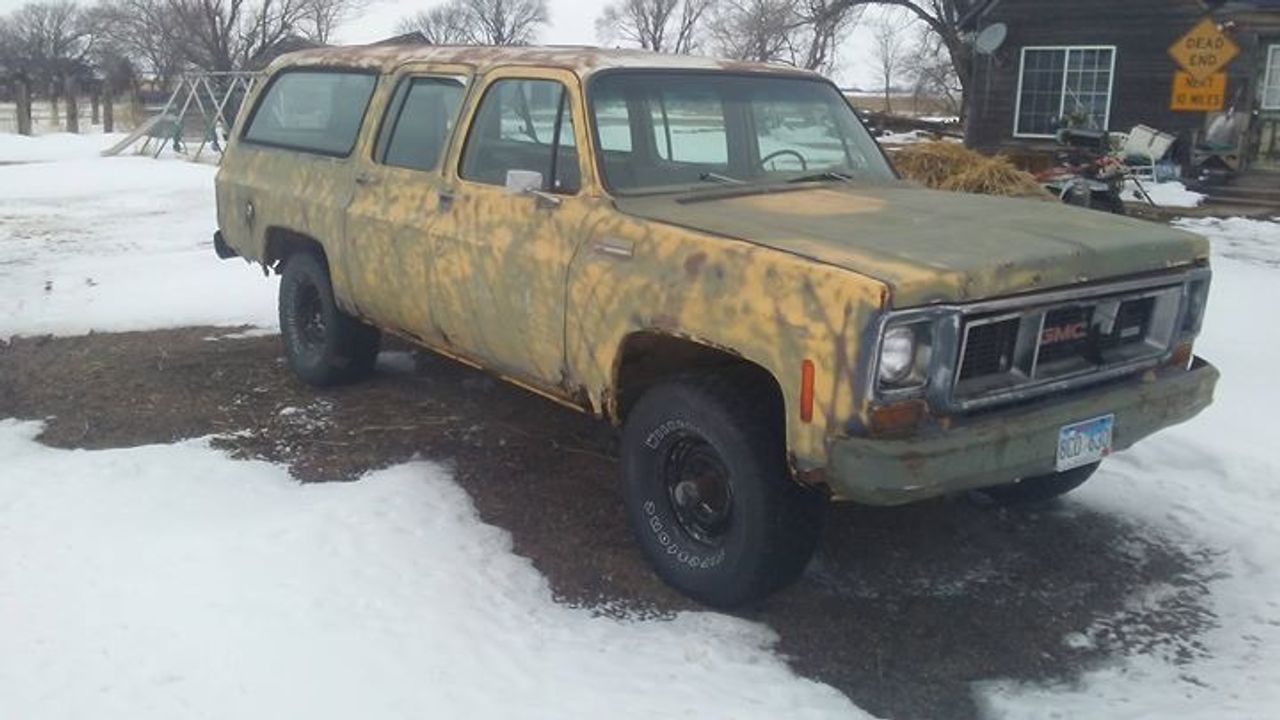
[952,282,1182,409]
[958,318,1018,380]
[1036,306,1095,364]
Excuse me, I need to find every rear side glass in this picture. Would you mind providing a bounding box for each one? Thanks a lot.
[242,70,377,157]
[376,77,466,172]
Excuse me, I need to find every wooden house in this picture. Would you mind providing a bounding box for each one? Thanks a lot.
[963,0,1280,180]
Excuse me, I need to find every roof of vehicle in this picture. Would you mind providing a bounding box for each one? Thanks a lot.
[268,44,823,79]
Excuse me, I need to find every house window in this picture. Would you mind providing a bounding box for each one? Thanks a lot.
[1264,45,1280,110]
[1015,46,1116,137]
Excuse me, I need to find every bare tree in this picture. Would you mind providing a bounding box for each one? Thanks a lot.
[708,0,796,64]
[164,0,362,72]
[467,0,548,45]
[791,0,862,71]
[395,2,473,45]
[94,0,184,91]
[708,0,861,71]
[395,0,547,46]
[812,0,981,117]
[902,25,961,116]
[300,0,365,43]
[0,16,39,134]
[594,0,713,54]
[1,1,95,131]
[871,11,909,113]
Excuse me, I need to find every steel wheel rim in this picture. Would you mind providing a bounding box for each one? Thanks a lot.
[661,433,734,547]
[296,283,326,349]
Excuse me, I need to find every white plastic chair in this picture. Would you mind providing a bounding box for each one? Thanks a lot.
[1116,124,1176,180]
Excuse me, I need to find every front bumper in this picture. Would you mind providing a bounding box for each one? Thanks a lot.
[826,358,1219,505]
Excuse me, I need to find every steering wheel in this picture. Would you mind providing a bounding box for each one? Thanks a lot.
[759,149,808,171]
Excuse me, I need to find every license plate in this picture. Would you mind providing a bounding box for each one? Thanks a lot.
[1056,414,1114,471]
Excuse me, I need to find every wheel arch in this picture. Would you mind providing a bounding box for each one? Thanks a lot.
[263,227,329,274]
[610,331,786,426]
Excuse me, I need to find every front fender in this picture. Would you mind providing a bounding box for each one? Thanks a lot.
[564,211,887,469]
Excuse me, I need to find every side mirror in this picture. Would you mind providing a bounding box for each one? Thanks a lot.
[505,169,544,194]
[504,169,561,208]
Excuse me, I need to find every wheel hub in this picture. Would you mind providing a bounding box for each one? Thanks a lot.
[296,284,326,348]
[662,435,733,547]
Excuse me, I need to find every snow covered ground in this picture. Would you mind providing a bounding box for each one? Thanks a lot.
[0,134,277,339]
[2,133,1280,719]
[0,421,858,719]
[1126,179,1206,209]
[0,131,127,163]
[0,134,866,718]
[980,216,1280,718]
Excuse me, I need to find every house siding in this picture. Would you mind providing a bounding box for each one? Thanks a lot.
[966,0,1265,158]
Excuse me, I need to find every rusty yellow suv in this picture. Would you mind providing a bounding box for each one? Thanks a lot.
[213,46,1218,607]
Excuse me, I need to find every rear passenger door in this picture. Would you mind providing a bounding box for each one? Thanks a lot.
[343,64,469,341]
[431,69,592,388]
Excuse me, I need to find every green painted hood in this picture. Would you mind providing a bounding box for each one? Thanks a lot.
[614,184,1210,307]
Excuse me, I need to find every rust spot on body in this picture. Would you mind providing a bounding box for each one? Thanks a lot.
[684,252,707,278]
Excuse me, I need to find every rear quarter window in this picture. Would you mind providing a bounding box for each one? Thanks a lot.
[242,69,378,157]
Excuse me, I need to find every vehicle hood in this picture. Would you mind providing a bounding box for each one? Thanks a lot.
[613,184,1209,307]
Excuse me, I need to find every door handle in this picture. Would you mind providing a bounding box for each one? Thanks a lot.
[355,172,379,186]
[520,187,562,209]
[438,190,457,210]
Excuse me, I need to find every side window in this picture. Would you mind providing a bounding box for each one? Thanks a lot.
[649,87,728,165]
[460,78,580,193]
[243,70,377,156]
[376,77,466,172]
[593,90,632,154]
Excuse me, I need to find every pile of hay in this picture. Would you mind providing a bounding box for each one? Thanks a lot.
[891,142,1051,200]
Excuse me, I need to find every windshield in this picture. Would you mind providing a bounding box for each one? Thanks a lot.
[589,72,894,194]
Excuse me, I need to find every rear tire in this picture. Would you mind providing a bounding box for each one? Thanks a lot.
[970,462,1100,506]
[620,371,826,608]
[278,251,380,386]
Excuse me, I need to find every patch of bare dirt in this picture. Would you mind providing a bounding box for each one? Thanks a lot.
[0,328,1218,720]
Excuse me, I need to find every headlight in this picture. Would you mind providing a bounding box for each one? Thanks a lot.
[876,320,935,392]
[878,326,916,383]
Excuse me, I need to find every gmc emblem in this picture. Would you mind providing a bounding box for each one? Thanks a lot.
[1041,321,1088,345]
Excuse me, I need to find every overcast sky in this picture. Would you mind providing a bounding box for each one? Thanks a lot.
[0,0,884,88]
[342,0,883,87]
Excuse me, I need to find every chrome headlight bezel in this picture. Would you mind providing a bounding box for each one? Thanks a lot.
[870,309,962,402]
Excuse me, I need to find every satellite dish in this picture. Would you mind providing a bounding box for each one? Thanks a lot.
[974,23,1008,55]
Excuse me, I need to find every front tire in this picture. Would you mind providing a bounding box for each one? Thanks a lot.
[620,372,826,608]
[278,251,380,386]
[970,462,1100,506]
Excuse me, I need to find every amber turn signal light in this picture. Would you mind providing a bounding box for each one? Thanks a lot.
[800,360,815,423]
[1168,342,1194,370]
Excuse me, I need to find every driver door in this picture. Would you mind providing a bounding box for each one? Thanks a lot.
[429,69,594,389]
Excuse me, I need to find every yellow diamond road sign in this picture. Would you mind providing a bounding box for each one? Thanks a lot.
[1169,18,1240,82]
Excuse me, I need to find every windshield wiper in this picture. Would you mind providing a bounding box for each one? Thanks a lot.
[698,171,744,185]
[785,170,854,184]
